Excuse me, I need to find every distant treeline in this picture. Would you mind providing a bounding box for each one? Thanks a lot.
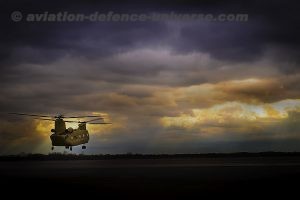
[1,152,300,161]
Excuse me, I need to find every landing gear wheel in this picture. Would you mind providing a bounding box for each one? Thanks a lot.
[82,146,86,149]
[70,146,72,151]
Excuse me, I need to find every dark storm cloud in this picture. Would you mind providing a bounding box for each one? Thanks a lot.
[0,0,172,66]
[172,1,300,64]
[1,0,300,68]
[174,21,264,61]
[0,20,170,66]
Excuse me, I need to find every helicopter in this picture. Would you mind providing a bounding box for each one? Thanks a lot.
[9,113,111,151]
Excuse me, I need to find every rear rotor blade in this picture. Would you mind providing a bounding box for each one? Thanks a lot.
[85,118,104,123]
[87,122,112,124]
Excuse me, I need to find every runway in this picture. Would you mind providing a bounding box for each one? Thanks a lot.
[1,157,300,198]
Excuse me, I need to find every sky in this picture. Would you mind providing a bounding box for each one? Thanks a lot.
[0,0,300,154]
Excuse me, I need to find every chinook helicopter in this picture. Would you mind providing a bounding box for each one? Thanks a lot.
[9,113,111,151]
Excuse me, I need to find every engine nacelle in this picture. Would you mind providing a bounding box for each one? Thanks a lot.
[67,127,73,133]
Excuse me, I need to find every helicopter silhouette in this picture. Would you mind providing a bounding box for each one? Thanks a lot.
[9,113,111,151]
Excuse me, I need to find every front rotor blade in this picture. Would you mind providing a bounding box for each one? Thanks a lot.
[63,115,104,118]
[9,113,53,118]
[33,118,55,121]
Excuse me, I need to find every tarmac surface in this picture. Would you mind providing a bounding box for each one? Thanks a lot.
[1,156,300,198]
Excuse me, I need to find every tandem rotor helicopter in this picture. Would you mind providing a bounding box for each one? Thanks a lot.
[9,113,111,151]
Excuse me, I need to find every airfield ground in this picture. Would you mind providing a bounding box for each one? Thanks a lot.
[1,154,300,198]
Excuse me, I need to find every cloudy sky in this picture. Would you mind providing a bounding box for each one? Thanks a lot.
[0,0,300,154]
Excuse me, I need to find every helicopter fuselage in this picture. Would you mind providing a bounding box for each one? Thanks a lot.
[50,129,89,147]
[50,118,89,147]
